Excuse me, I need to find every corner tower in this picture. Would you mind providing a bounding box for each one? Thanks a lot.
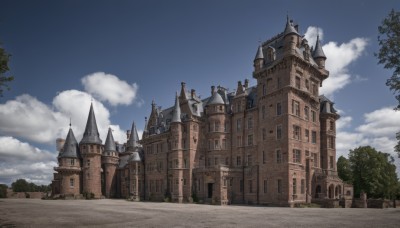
[101,128,118,198]
[79,103,103,198]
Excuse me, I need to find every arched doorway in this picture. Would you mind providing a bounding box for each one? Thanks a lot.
[328,184,334,199]
[315,185,321,198]
[335,185,341,198]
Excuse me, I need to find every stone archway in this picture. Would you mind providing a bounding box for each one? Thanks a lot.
[315,185,321,198]
[328,184,335,199]
[335,185,341,199]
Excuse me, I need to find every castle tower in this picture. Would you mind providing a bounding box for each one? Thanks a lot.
[54,127,81,197]
[79,103,103,198]
[313,35,327,68]
[253,45,264,71]
[101,128,118,198]
[126,121,142,201]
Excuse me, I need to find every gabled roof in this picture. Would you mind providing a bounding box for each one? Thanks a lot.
[80,103,102,145]
[104,128,116,152]
[59,128,80,158]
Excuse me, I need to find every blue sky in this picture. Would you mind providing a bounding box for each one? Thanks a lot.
[0,0,399,185]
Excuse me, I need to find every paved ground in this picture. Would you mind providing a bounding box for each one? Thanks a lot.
[0,199,400,227]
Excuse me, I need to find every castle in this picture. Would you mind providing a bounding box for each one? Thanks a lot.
[52,18,353,206]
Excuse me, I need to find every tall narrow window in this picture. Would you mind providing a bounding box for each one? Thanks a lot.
[276,150,282,164]
[305,79,310,91]
[292,100,300,116]
[214,139,219,149]
[293,178,297,195]
[313,153,318,167]
[262,128,266,140]
[293,125,301,140]
[277,77,282,89]
[301,179,305,194]
[247,134,253,146]
[247,155,252,166]
[295,76,301,89]
[237,136,242,147]
[222,138,227,150]
[264,180,268,193]
[304,106,309,121]
[215,121,220,132]
[277,179,282,193]
[312,131,317,144]
[263,151,266,164]
[247,117,253,129]
[276,125,282,140]
[237,119,241,131]
[311,110,316,122]
[276,102,282,116]
[70,178,74,188]
[330,156,334,169]
[293,149,301,163]
[70,159,75,166]
[237,156,242,166]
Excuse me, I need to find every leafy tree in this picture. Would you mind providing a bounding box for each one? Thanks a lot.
[337,156,352,184]
[0,184,8,198]
[376,9,400,157]
[349,146,399,199]
[0,45,14,96]
[11,179,30,192]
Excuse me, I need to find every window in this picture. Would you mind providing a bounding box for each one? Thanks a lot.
[277,77,282,89]
[312,131,317,144]
[222,138,227,150]
[237,136,242,147]
[223,178,227,187]
[247,134,253,146]
[330,156,334,169]
[264,180,268,193]
[208,122,211,132]
[293,125,301,140]
[313,153,318,167]
[183,159,187,168]
[263,151,266,164]
[70,178,74,188]
[295,76,300,89]
[237,156,242,166]
[305,129,310,142]
[214,157,219,166]
[293,149,301,163]
[262,105,266,119]
[215,121,220,132]
[276,125,282,140]
[292,100,300,116]
[304,106,309,120]
[247,155,252,166]
[262,128,266,140]
[70,159,75,166]
[276,150,282,164]
[311,110,316,122]
[263,84,266,95]
[329,121,335,131]
[249,180,253,193]
[276,103,282,116]
[293,178,297,195]
[247,117,253,129]
[301,179,305,194]
[312,82,318,96]
[277,179,282,193]
[240,180,244,192]
[237,119,241,131]
[305,79,310,91]
[328,136,335,149]
[224,122,228,132]
[87,159,90,167]
[214,139,219,149]
[174,159,179,168]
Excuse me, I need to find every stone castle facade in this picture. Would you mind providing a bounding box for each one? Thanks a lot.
[52,18,353,206]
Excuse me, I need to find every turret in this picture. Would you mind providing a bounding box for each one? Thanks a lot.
[313,35,327,68]
[283,16,300,51]
[171,92,182,123]
[253,45,264,71]
[126,121,140,151]
[79,103,103,198]
[102,128,118,198]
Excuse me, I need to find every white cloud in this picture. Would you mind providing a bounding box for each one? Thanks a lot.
[356,107,400,138]
[336,116,352,131]
[304,27,368,97]
[81,72,139,106]
[0,136,57,185]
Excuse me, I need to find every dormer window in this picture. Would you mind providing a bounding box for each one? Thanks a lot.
[267,46,276,62]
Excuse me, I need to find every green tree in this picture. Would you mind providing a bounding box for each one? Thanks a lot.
[0,45,14,96]
[11,179,30,192]
[349,146,399,199]
[337,156,352,184]
[0,184,8,198]
[376,9,400,157]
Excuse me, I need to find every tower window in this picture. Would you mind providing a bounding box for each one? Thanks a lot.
[293,149,301,163]
[276,125,282,140]
[247,134,253,146]
[70,178,74,188]
[276,103,282,116]
[295,77,301,89]
[312,131,317,144]
[70,159,74,166]
[276,150,282,164]
[293,178,297,195]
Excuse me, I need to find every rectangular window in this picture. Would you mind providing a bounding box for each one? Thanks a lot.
[247,155,252,166]
[214,139,219,149]
[237,156,242,166]
[295,76,300,89]
[292,100,300,116]
[304,106,309,121]
[207,158,211,167]
[215,121,220,132]
[293,149,301,163]
[70,178,74,188]
[276,103,282,116]
[263,151,266,164]
[248,180,253,193]
[87,159,90,167]
[293,178,297,195]
[214,157,219,166]
[276,150,282,164]
[276,125,282,140]
[312,131,317,144]
[277,77,282,89]
[247,134,253,146]
[264,180,268,193]
[328,136,335,149]
[330,156,334,169]
[277,179,282,193]
[248,117,253,129]
[262,105,266,119]
[311,110,316,122]
[293,125,301,140]
[237,136,242,147]
[174,159,179,168]
[305,129,310,142]
[305,79,310,91]
[301,179,305,194]
[183,159,187,168]
[330,121,335,131]
[240,179,244,192]
[262,128,266,140]
[70,159,74,166]
[237,119,241,131]
[222,138,227,150]
[313,153,318,167]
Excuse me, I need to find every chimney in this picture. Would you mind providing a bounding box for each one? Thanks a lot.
[211,86,216,95]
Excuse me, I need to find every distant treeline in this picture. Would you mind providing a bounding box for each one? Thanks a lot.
[0,179,51,198]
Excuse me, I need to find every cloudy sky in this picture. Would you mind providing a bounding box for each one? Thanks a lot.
[0,0,399,186]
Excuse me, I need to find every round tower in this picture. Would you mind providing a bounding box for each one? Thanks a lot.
[253,45,265,71]
[102,128,119,198]
[312,35,327,68]
[79,103,103,198]
[283,16,300,52]
[54,128,81,197]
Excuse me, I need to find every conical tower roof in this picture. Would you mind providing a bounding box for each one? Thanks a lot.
[127,121,139,151]
[59,128,80,158]
[171,92,181,123]
[207,87,225,106]
[254,45,264,61]
[283,16,299,37]
[104,127,116,152]
[80,103,102,145]
[312,35,326,59]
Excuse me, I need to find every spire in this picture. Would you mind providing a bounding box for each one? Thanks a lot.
[80,103,102,145]
[283,16,299,37]
[254,45,264,61]
[59,128,80,158]
[312,34,326,59]
[171,92,181,123]
[127,121,140,150]
[104,128,116,152]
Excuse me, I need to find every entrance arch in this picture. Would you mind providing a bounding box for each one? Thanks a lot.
[328,184,334,199]
[315,185,321,198]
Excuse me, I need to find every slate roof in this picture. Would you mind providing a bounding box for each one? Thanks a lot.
[80,103,102,145]
[312,35,326,59]
[59,128,80,158]
[171,92,182,123]
[126,121,140,151]
[104,128,116,152]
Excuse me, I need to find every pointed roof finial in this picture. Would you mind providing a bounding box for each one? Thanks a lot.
[104,127,117,152]
[313,30,326,59]
[171,92,182,123]
[127,121,140,150]
[69,117,72,128]
[80,102,102,145]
